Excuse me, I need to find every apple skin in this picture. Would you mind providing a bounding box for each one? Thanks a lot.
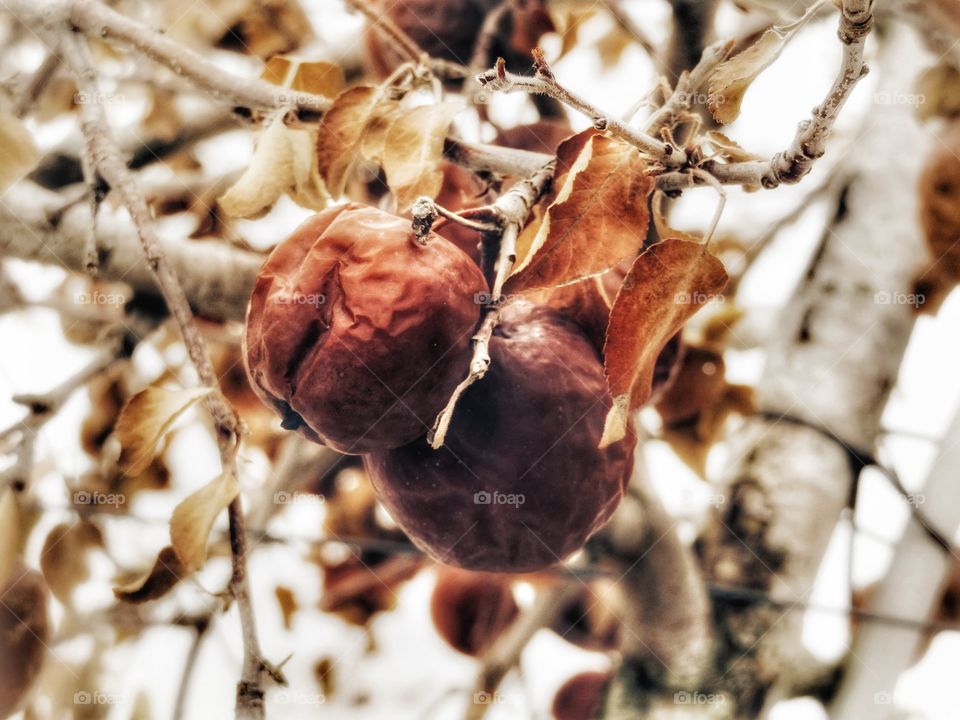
[551,671,611,720]
[364,300,636,572]
[244,202,487,454]
[430,567,518,655]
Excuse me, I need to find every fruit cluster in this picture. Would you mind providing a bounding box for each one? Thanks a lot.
[244,203,637,572]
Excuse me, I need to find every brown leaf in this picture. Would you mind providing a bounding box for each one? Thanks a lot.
[0,109,40,192]
[275,585,299,630]
[113,546,184,603]
[39,522,104,603]
[708,28,790,124]
[506,133,653,293]
[316,86,392,197]
[0,488,18,590]
[601,239,728,445]
[115,386,213,476]
[169,472,239,572]
[655,345,755,475]
[380,102,464,211]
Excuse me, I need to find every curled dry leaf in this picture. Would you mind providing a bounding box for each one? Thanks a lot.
[0,109,40,192]
[707,21,803,124]
[40,521,104,603]
[219,115,329,218]
[170,471,240,572]
[115,386,214,476]
[506,131,654,294]
[0,488,18,590]
[601,239,728,446]
[113,546,185,603]
[316,86,395,197]
[379,102,464,211]
[704,131,765,164]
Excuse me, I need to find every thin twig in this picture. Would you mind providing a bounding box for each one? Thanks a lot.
[346,0,469,80]
[428,159,556,449]
[36,24,273,719]
[12,51,61,117]
[64,0,329,115]
[661,0,875,190]
[172,617,211,720]
[477,53,685,166]
[600,0,658,58]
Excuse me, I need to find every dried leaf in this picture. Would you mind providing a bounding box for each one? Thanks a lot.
[0,488,18,590]
[115,386,213,476]
[289,127,330,210]
[113,546,185,603]
[0,109,40,192]
[655,345,755,475]
[381,102,464,211]
[316,86,387,197]
[261,57,345,99]
[708,28,790,124]
[291,61,345,99]
[39,522,103,603]
[275,585,298,629]
[220,116,328,218]
[506,133,653,293]
[261,56,294,86]
[603,239,728,427]
[170,472,239,572]
[704,131,764,164]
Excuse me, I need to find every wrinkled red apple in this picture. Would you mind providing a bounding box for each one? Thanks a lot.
[364,300,635,572]
[244,202,487,453]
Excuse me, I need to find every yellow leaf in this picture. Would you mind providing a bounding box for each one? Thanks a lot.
[170,472,239,572]
[381,102,464,211]
[291,61,345,99]
[261,56,294,86]
[219,116,294,218]
[708,29,788,124]
[115,386,213,476]
[0,109,40,191]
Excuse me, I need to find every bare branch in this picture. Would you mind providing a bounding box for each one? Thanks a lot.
[477,53,686,166]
